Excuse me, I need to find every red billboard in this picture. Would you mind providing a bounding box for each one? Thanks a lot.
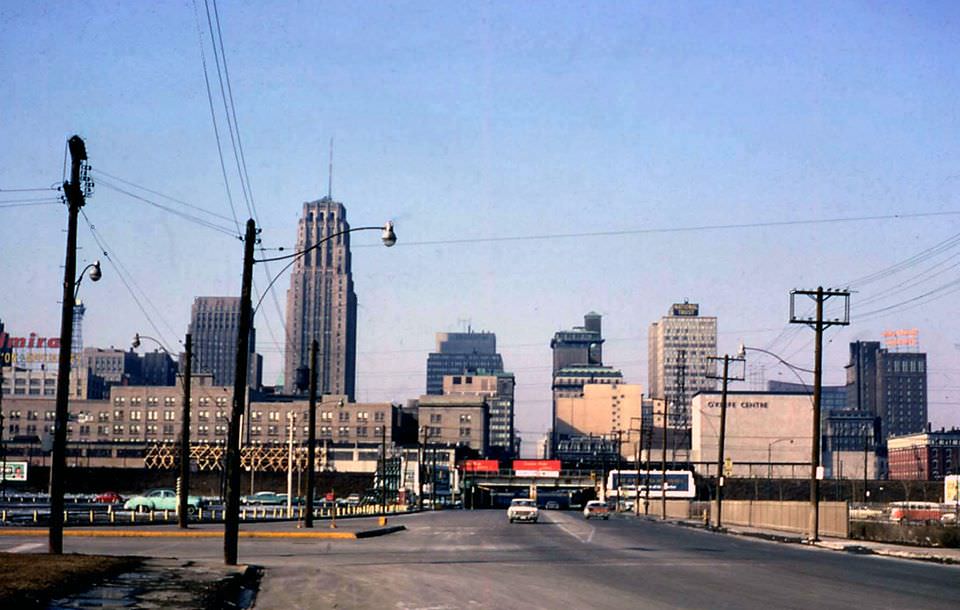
[512,460,561,477]
[464,460,500,473]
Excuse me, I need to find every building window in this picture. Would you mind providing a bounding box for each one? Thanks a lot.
[164,397,176,406]
[146,424,158,436]
[147,410,158,421]
[338,426,349,436]
[216,411,227,421]
[197,425,208,436]
[163,410,176,421]
[357,426,368,437]
[460,427,471,437]
[357,412,369,421]
[459,414,472,423]
[320,426,332,437]
[113,424,124,435]
[430,414,441,424]
[215,424,227,436]
[98,412,110,422]
[267,425,278,437]
[339,411,350,422]
[130,410,142,421]
[374,412,385,422]
[321,411,332,421]
[113,397,125,406]
[251,410,262,421]
[198,410,209,422]
[163,424,175,436]
[269,411,280,422]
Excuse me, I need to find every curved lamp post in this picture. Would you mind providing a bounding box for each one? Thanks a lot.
[767,437,795,479]
[132,332,192,528]
[223,218,396,565]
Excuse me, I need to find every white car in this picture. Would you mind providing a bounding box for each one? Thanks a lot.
[507,498,539,523]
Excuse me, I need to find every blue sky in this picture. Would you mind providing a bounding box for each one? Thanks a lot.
[2,1,960,450]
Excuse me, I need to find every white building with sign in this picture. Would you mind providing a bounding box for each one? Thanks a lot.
[691,391,812,478]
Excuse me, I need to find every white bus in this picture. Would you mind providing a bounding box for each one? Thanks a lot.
[605,470,696,500]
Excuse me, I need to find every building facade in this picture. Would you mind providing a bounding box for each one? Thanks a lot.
[417,395,489,455]
[555,383,642,459]
[550,312,603,373]
[887,429,960,481]
[648,302,717,428]
[190,296,261,389]
[845,341,927,443]
[691,391,811,478]
[425,330,503,395]
[284,198,358,399]
[442,371,516,457]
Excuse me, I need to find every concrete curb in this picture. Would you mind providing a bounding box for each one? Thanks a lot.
[0,525,406,540]
[665,518,960,565]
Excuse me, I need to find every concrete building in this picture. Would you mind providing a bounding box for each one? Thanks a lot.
[425,330,503,395]
[189,296,261,389]
[555,383,642,459]
[284,198,358,399]
[141,351,178,387]
[0,364,101,400]
[691,391,811,478]
[551,312,603,373]
[648,302,717,428]
[443,371,516,457]
[83,347,142,386]
[417,395,489,455]
[845,341,927,443]
[888,429,960,480]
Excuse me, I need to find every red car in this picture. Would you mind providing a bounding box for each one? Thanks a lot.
[93,491,124,504]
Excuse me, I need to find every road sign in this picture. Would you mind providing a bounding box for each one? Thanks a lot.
[1,461,28,483]
[723,458,734,477]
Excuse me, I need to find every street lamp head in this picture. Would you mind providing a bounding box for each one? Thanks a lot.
[381,221,397,247]
[89,260,102,282]
[131,333,141,349]
[737,342,746,359]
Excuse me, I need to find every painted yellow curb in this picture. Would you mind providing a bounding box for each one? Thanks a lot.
[0,528,357,539]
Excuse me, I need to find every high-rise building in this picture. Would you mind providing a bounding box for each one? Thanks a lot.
[845,340,927,443]
[550,313,623,456]
[284,198,358,399]
[425,330,503,395]
[647,302,717,427]
[443,370,516,457]
[189,296,261,390]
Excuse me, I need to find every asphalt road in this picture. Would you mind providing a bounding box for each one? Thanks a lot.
[2,510,957,609]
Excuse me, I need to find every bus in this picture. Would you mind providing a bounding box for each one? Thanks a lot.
[605,470,696,501]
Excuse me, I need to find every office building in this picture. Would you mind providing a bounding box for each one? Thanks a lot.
[425,330,503,395]
[190,297,261,389]
[888,429,960,480]
[551,312,603,372]
[845,341,927,442]
[648,302,717,428]
[83,348,143,385]
[555,382,642,459]
[417,395,489,454]
[284,198,358,399]
[443,371,516,457]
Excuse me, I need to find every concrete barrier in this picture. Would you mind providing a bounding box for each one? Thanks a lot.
[709,500,849,538]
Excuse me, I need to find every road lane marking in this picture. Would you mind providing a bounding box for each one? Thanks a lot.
[5,542,44,553]
[544,511,595,543]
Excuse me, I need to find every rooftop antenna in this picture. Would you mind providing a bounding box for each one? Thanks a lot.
[327,137,334,200]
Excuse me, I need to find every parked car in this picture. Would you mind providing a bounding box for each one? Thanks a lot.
[241,491,287,506]
[93,491,124,504]
[583,500,610,520]
[345,493,362,506]
[507,498,539,523]
[544,501,560,510]
[123,489,204,513]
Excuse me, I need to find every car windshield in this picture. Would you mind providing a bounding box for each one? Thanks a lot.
[512,500,534,507]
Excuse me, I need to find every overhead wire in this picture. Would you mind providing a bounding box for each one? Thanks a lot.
[80,209,179,352]
[97,179,239,237]
[91,168,237,224]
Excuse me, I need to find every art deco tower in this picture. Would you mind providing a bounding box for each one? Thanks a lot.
[284,197,357,399]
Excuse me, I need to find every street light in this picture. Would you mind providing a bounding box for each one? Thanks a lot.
[767,438,794,479]
[223,218,396,566]
[132,332,191,528]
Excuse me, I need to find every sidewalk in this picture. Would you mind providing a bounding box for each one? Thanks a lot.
[661,516,960,565]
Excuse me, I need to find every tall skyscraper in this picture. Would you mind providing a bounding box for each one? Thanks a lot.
[284,198,357,398]
[190,296,261,389]
[845,340,927,442]
[425,330,503,395]
[648,302,717,427]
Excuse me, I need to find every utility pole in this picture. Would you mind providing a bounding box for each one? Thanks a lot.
[863,423,869,504]
[644,415,652,515]
[304,340,318,527]
[661,400,667,520]
[49,136,90,554]
[789,287,850,542]
[707,353,746,529]
[381,422,387,514]
[418,426,427,510]
[224,219,256,566]
[614,429,623,512]
[178,333,192,528]
[1,361,6,499]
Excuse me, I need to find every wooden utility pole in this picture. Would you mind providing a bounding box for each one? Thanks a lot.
[305,340,318,527]
[178,333,192,528]
[381,422,388,514]
[224,219,256,566]
[789,287,850,541]
[49,136,88,554]
[707,354,745,529]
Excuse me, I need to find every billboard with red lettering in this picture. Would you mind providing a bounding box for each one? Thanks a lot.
[464,460,500,473]
[512,459,561,477]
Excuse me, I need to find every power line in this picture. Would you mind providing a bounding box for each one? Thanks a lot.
[91,168,237,224]
[0,187,58,193]
[0,199,61,208]
[98,180,239,237]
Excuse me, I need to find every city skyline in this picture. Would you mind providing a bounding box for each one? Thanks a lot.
[2,2,960,453]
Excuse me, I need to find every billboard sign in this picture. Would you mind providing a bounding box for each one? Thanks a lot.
[464,460,499,473]
[513,459,561,477]
[946,475,959,504]
[1,461,28,483]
